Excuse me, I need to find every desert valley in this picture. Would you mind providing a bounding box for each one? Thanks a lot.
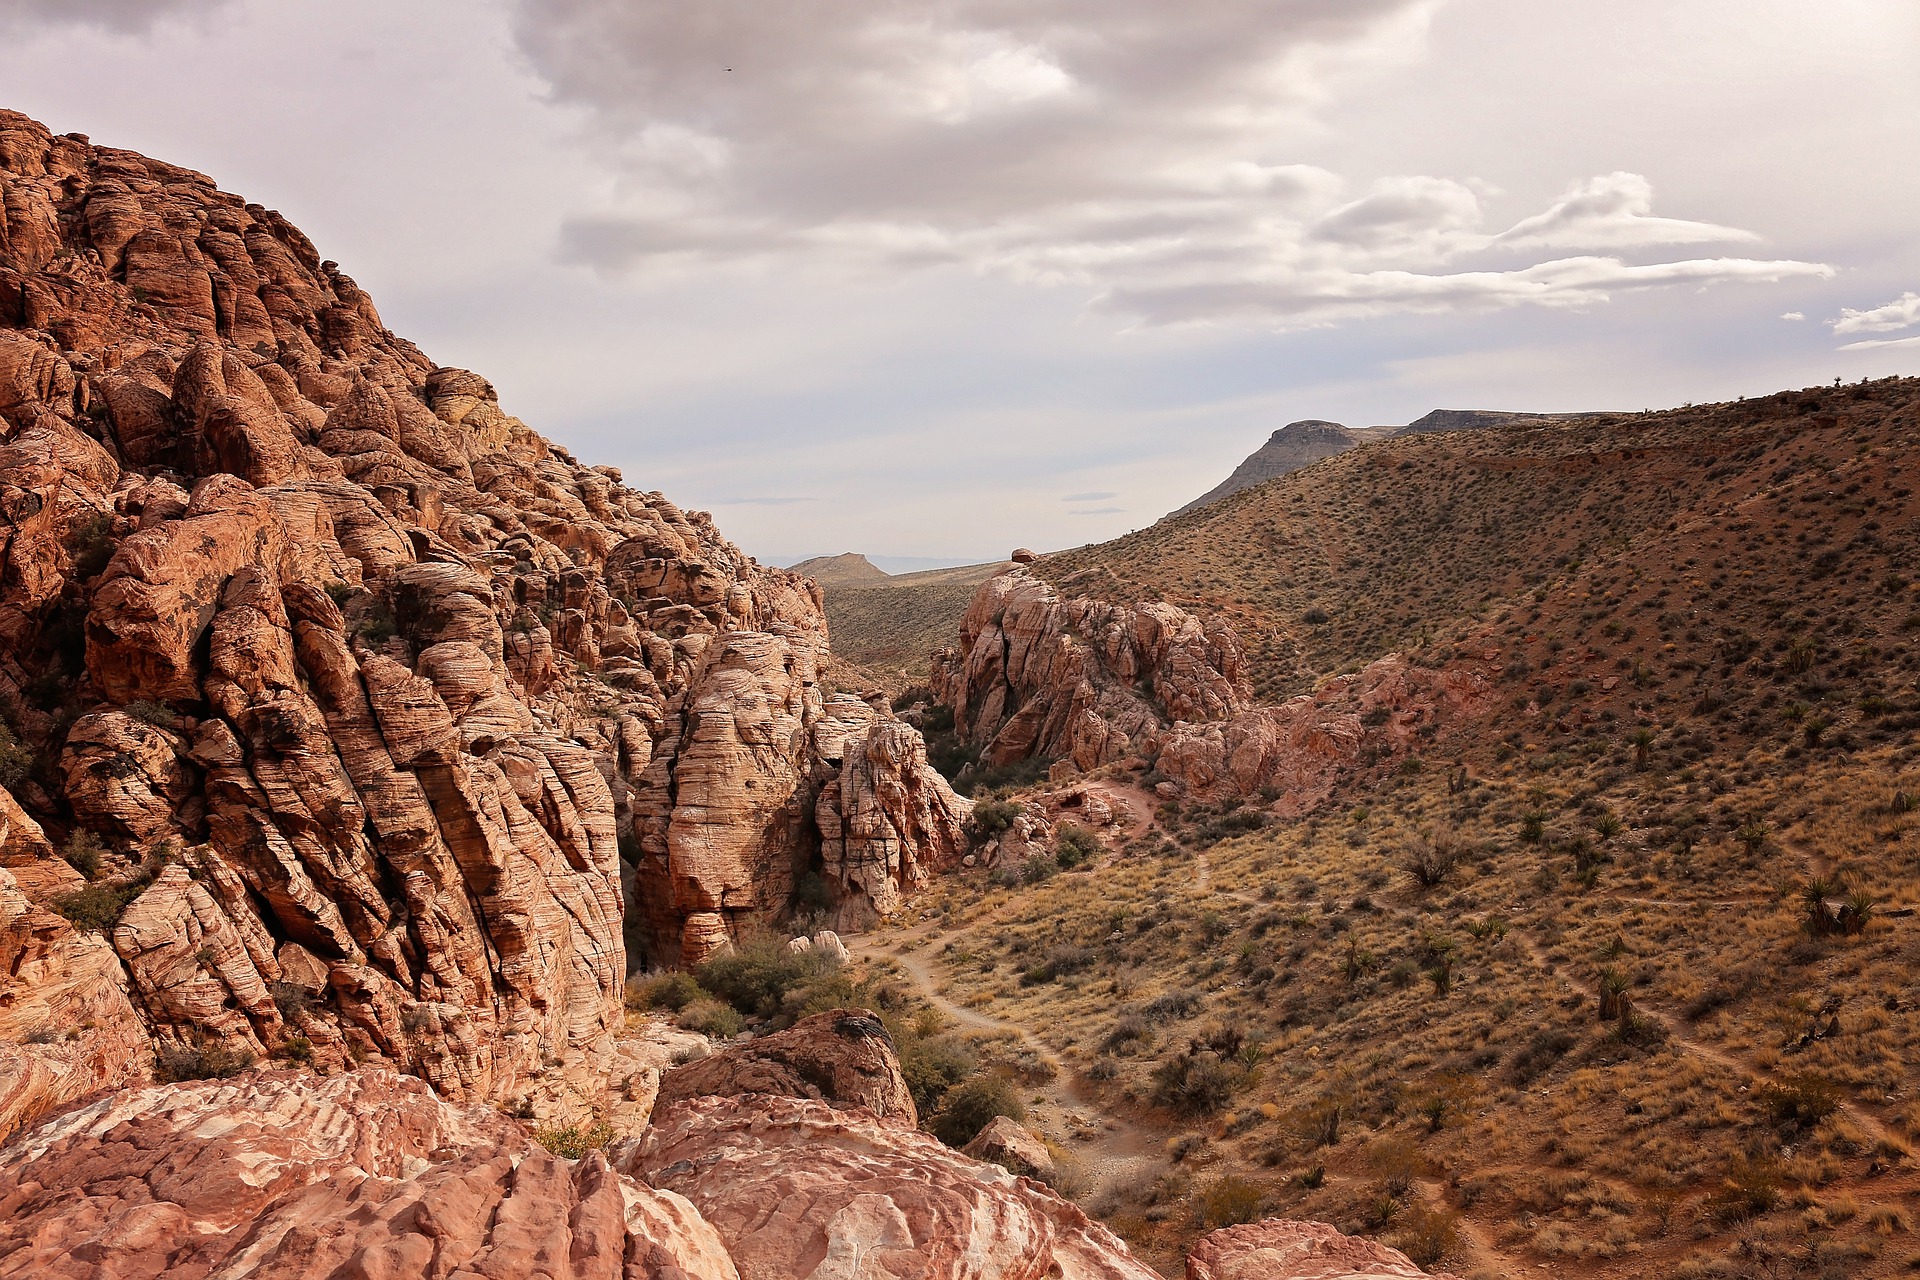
[0,9,1917,1279]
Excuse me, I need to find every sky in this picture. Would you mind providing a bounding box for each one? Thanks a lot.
[3,0,1917,568]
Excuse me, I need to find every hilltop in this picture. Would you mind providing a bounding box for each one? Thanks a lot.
[1171,408,1608,518]
[787,551,892,586]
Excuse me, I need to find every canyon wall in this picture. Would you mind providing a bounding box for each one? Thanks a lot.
[0,109,962,1134]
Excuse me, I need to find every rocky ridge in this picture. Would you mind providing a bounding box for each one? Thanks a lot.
[0,108,965,1137]
[932,567,1493,807]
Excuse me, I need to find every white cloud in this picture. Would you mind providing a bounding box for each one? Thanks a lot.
[1838,334,1920,352]
[1781,311,1805,321]
[513,0,1823,329]
[1494,172,1757,250]
[1833,290,1920,335]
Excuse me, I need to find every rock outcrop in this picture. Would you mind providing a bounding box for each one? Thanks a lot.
[0,107,962,1112]
[654,1008,917,1124]
[625,1092,1161,1280]
[961,1113,1058,1184]
[1185,1220,1465,1280]
[932,570,1249,771]
[933,569,1493,807]
[0,1068,738,1280]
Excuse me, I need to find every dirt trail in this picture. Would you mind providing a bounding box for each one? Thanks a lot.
[853,925,1166,1195]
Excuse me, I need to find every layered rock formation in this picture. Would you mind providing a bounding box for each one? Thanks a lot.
[1185,1220,1465,1280]
[934,569,1493,806]
[653,1007,916,1123]
[0,1068,738,1280]
[0,1038,1459,1280]
[0,107,962,1121]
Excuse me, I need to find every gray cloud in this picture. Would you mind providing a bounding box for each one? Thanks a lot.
[1069,506,1125,516]
[513,0,1825,327]
[0,0,231,35]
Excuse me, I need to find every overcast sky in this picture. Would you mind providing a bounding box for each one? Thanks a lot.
[4,0,1917,567]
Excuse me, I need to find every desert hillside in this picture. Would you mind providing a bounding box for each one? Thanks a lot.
[907,374,1920,1275]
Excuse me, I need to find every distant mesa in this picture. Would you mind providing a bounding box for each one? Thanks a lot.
[787,552,892,586]
[1171,408,1606,517]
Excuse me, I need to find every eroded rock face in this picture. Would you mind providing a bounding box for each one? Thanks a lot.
[654,1008,917,1124]
[0,107,962,1107]
[961,1114,1057,1184]
[933,570,1492,806]
[1185,1220,1465,1280]
[625,1092,1162,1280]
[931,570,1250,771]
[0,1068,739,1280]
[0,868,147,1144]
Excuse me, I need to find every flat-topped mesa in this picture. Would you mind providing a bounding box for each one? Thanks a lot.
[933,567,1493,807]
[0,108,962,1130]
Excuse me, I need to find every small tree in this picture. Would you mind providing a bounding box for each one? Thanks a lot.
[1403,830,1462,889]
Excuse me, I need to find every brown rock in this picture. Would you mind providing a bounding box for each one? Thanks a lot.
[961,1114,1058,1184]
[0,1067,740,1280]
[1185,1219,1466,1280]
[628,1092,1161,1280]
[656,1008,916,1124]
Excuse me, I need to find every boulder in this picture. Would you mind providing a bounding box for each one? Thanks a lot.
[962,1114,1058,1184]
[0,1068,739,1280]
[626,1092,1160,1280]
[1185,1219,1466,1280]
[655,1008,917,1124]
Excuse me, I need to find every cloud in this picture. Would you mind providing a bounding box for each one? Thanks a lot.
[1494,172,1758,250]
[1062,490,1118,501]
[1833,291,1920,335]
[0,0,231,35]
[1068,506,1125,516]
[1781,312,1805,321]
[514,0,1822,328]
[1838,334,1920,352]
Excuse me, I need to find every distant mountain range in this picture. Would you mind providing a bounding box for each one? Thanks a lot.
[1171,409,1606,517]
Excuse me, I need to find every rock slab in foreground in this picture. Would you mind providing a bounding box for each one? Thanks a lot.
[0,1067,737,1280]
[654,1007,918,1124]
[1186,1220,1465,1280]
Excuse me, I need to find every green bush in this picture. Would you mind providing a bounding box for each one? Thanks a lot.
[0,722,34,788]
[627,970,709,1013]
[1022,854,1058,885]
[534,1119,617,1160]
[61,829,104,880]
[677,997,744,1038]
[64,511,115,579]
[1053,822,1100,868]
[972,797,1023,836]
[51,844,171,931]
[1202,1174,1266,1226]
[696,936,836,1018]
[898,1034,977,1116]
[929,1073,1026,1148]
[124,700,178,729]
[1151,1048,1242,1116]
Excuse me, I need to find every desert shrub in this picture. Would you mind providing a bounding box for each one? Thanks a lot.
[534,1118,618,1160]
[676,998,744,1038]
[272,1035,314,1064]
[1403,830,1461,888]
[1022,854,1058,885]
[792,871,834,912]
[52,877,152,931]
[1053,822,1100,868]
[1144,990,1201,1020]
[270,981,315,1023]
[1103,1012,1154,1053]
[1150,1048,1242,1116]
[1706,1155,1781,1224]
[1392,1205,1460,1268]
[972,797,1023,835]
[696,936,834,1017]
[1507,1028,1575,1086]
[1760,1074,1841,1133]
[898,1034,977,1116]
[61,829,105,880]
[124,700,178,729]
[1202,1174,1265,1226]
[1022,944,1095,986]
[0,722,32,788]
[154,1036,255,1083]
[959,755,1053,797]
[628,970,709,1013]
[64,511,115,579]
[1369,1136,1425,1197]
[929,1074,1025,1148]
